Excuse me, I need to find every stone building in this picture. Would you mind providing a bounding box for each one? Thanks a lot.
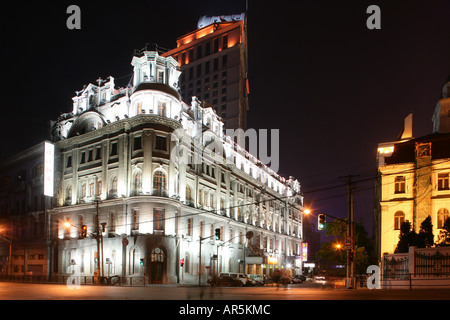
[48,49,304,284]
[375,78,450,259]
[0,142,52,277]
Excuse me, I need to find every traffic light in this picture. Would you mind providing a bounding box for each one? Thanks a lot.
[140,258,144,266]
[214,228,221,240]
[348,251,354,261]
[318,214,326,230]
[180,258,185,267]
[81,225,87,238]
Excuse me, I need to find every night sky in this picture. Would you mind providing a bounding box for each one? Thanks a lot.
[1,0,449,238]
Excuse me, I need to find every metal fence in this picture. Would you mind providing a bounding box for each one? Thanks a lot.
[383,255,409,279]
[414,251,450,277]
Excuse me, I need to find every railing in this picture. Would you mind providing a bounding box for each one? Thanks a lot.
[414,251,450,277]
[383,255,409,280]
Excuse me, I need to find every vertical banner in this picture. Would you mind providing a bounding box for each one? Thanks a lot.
[44,142,54,197]
[301,242,308,262]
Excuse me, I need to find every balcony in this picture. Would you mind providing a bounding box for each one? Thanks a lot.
[150,188,169,197]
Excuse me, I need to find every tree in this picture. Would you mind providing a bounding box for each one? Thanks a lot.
[394,216,434,253]
[316,219,373,274]
[394,220,415,253]
[418,215,434,248]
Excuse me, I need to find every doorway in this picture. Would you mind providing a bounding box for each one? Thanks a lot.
[150,247,165,284]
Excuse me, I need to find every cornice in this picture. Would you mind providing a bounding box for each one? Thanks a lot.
[56,115,183,149]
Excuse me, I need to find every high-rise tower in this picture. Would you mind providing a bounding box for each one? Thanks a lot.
[162,13,249,131]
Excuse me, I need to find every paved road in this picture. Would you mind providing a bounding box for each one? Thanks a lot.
[1,282,448,318]
[1,281,449,300]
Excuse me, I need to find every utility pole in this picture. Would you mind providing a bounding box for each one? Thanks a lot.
[95,198,102,282]
[199,234,215,286]
[199,235,202,287]
[339,174,358,289]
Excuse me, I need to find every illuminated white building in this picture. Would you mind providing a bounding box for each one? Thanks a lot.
[375,78,450,260]
[48,49,304,284]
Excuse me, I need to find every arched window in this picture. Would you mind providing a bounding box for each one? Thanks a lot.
[111,177,118,192]
[186,185,192,201]
[153,171,166,196]
[66,185,72,200]
[151,247,164,263]
[130,248,140,273]
[394,211,405,230]
[134,171,142,190]
[438,208,449,229]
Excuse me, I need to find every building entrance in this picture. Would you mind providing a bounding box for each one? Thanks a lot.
[150,247,165,284]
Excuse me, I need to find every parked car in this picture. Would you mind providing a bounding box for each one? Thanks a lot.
[248,274,266,286]
[219,272,250,286]
[209,275,243,287]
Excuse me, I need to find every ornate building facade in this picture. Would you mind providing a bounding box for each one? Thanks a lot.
[375,78,450,260]
[48,50,304,284]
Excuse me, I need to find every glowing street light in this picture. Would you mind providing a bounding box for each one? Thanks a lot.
[64,222,71,228]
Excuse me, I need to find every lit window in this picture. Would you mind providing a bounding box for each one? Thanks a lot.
[438,208,449,229]
[394,211,405,230]
[157,101,166,116]
[132,209,139,230]
[153,171,166,196]
[394,176,406,194]
[438,173,449,190]
[153,208,165,231]
[151,247,164,263]
[186,185,192,201]
[134,171,142,190]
